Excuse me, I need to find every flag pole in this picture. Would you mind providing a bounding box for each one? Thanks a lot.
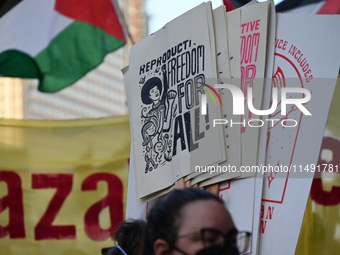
[111,0,135,45]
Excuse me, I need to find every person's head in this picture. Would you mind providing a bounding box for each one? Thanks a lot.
[144,188,249,255]
[104,219,146,255]
[141,77,163,104]
[115,219,146,254]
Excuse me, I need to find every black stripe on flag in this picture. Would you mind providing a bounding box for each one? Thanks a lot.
[276,0,324,12]
[0,0,22,19]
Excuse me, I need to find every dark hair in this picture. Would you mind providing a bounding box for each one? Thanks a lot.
[104,219,146,255]
[143,188,224,255]
[141,77,163,105]
[103,246,119,255]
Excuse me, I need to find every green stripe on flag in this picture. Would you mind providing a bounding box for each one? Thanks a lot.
[36,21,125,92]
[0,49,41,79]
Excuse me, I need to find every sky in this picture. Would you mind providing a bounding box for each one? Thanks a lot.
[146,0,223,34]
[146,0,284,34]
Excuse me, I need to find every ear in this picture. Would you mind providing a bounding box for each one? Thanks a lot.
[153,239,171,255]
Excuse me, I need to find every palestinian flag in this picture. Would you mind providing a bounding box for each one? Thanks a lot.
[223,0,340,14]
[0,0,126,92]
[276,0,340,14]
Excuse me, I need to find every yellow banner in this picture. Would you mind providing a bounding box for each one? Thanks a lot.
[0,115,130,255]
[295,135,340,255]
[296,77,340,255]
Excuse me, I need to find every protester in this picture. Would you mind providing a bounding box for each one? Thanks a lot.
[143,188,251,255]
[102,219,146,255]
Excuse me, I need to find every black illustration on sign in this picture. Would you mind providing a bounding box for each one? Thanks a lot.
[140,65,177,173]
[138,41,208,174]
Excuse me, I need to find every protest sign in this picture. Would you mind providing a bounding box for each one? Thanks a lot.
[259,14,340,255]
[126,3,225,199]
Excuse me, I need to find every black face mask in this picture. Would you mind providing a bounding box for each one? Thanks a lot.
[195,242,240,255]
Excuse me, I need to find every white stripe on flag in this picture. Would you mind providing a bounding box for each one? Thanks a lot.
[0,0,73,56]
